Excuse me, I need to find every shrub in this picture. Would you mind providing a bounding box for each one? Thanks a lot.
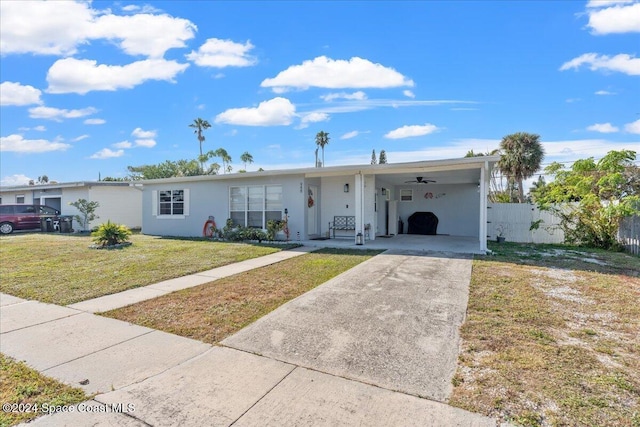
[266,220,284,241]
[69,199,99,230]
[92,221,132,247]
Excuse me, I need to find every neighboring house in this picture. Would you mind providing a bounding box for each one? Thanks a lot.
[0,181,142,230]
[140,156,500,252]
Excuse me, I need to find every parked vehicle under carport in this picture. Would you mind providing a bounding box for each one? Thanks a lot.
[0,204,60,234]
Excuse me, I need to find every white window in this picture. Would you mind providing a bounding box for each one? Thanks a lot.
[152,189,189,218]
[16,195,25,204]
[229,185,282,228]
[400,189,413,202]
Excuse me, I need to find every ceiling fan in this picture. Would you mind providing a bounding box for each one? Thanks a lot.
[404,176,436,184]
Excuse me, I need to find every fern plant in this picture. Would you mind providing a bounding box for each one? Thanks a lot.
[92,221,132,247]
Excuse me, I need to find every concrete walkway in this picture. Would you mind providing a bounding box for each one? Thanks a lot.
[1,248,499,426]
[68,246,314,313]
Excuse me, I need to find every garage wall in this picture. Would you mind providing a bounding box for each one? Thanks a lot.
[395,184,479,237]
[142,175,305,238]
[89,186,142,229]
[0,191,35,204]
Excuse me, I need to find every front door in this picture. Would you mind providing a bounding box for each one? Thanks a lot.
[307,185,318,236]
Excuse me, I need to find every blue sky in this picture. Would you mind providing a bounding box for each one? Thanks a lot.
[1,0,639,185]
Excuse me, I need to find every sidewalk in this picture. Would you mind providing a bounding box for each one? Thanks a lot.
[68,246,314,313]
[1,248,500,426]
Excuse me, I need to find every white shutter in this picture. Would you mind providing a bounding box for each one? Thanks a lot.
[183,189,190,216]
[152,190,157,216]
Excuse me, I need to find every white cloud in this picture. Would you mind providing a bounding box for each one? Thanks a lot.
[0,1,196,57]
[341,131,360,140]
[0,82,43,106]
[132,127,156,138]
[213,73,225,79]
[0,134,71,153]
[91,13,196,58]
[320,91,367,102]
[261,56,414,92]
[90,148,124,159]
[215,97,296,126]
[130,128,156,147]
[134,139,156,148]
[625,119,640,134]
[113,140,133,149]
[46,58,189,94]
[587,3,640,34]
[72,134,90,142]
[403,90,416,98]
[1,174,32,186]
[186,38,257,68]
[587,0,634,7]
[0,0,95,56]
[566,98,581,103]
[384,123,440,139]
[586,122,619,133]
[297,112,330,129]
[121,4,163,14]
[28,106,97,122]
[33,125,46,132]
[595,90,616,95]
[560,53,640,75]
[84,118,106,125]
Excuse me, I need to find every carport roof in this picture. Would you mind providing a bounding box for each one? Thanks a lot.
[138,155,500,186]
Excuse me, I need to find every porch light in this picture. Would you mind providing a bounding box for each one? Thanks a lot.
[344,183,349,193]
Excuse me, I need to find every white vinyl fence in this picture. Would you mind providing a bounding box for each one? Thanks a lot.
[619,216,640,255]
[488,203,640,254]
[487,203,564,244]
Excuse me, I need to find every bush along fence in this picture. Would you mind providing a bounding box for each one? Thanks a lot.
[488,203,639,254]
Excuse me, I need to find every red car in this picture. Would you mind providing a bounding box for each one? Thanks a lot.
[0,204,60,234]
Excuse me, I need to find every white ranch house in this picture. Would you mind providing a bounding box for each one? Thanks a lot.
[140,156,500,253]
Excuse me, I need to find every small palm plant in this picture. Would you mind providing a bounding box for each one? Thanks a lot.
[92,221,132,247]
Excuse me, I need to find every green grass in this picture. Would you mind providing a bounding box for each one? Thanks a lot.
[0,233,294,305]
[450,242,640,427]
[0,354,88,427]
[103,248,382,344]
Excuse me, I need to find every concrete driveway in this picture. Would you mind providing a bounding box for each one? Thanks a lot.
[223,249,473,402]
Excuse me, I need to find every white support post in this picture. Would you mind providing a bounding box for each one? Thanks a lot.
[355,173,365,245]
[479,162,489,251]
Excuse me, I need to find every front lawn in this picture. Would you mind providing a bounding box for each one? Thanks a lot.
[103,248,381,344]
[0,233,291,305]
[450,242,640,427]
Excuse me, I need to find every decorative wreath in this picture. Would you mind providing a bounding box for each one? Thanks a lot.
[308,196,314,208]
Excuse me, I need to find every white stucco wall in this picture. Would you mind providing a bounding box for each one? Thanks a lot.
[319,176,356,236]
[0,191,35,204]
[142,175,305,238]
[89,186,142,229]
[395,184,480,237]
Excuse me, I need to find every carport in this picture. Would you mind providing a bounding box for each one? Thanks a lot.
[306,156,500,253]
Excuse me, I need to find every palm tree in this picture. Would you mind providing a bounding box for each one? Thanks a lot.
[215,148,232,174]
[240,151,253,171]
[315,131,330,167]
[189,118,211,173]
[498,132,545,203]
